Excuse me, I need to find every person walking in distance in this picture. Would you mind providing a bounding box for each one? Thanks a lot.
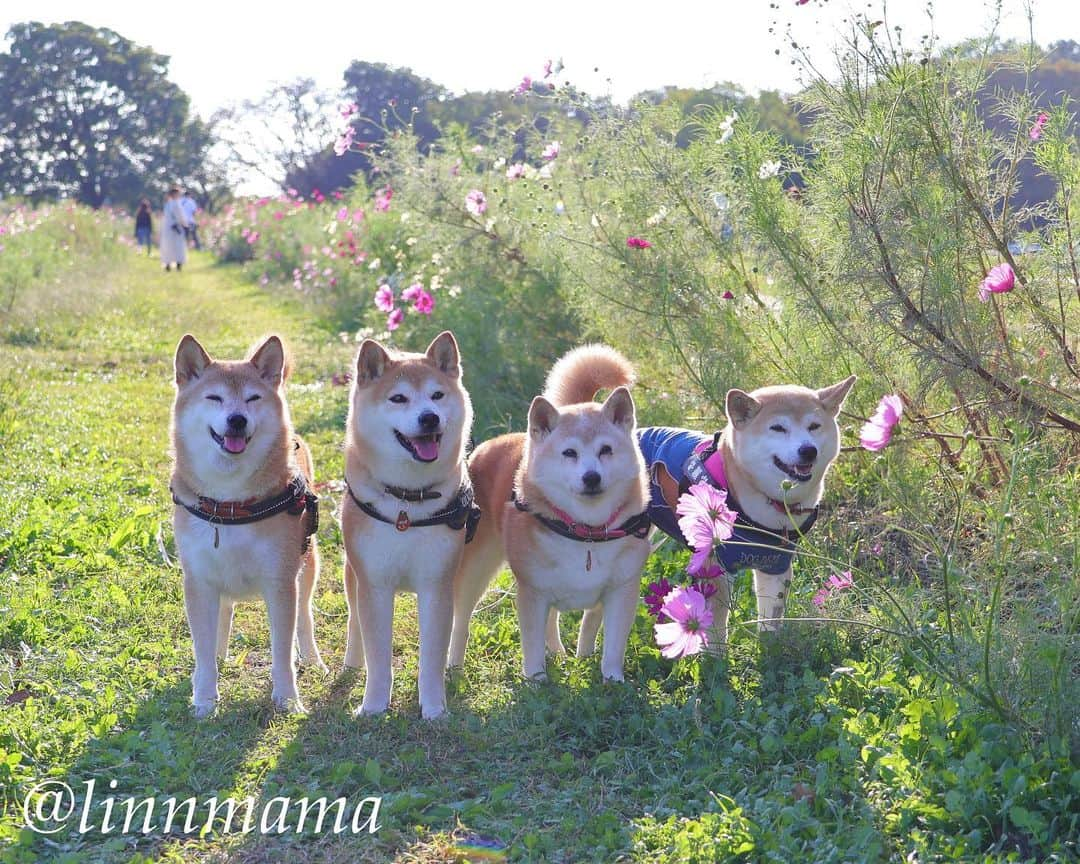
[180,189,201,250]
[134,200,153,255]
[160,187,190,272]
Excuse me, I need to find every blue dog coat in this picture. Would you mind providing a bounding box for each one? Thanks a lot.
[636,426,816,575]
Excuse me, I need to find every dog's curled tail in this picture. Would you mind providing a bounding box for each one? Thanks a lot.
[543,344,636,407]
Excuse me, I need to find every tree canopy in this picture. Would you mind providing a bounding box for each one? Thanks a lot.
[0,21,211,207]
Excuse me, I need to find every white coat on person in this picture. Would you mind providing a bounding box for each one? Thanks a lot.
[160,195,190,268]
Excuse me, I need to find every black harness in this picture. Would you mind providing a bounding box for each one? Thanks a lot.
[171,474,319,551]
[346,480,481,543]
[512,493,651,542]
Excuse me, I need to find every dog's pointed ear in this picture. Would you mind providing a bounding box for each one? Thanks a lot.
[726,389,761,428]
[528,396,560,441]
[816,375,857,416]
[654,462,681,510]
[355,339,391,385]
[601,386,636,431]
[175,334,211,386]
[425,331,461,378]
[249,335,287,386]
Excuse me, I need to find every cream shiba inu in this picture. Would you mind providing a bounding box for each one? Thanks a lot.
[637,375,856,643]
[170,335,323,718]
[341,331,477,719]
[450,346,650,681]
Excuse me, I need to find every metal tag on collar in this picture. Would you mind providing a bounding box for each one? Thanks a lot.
[395,510,410,531]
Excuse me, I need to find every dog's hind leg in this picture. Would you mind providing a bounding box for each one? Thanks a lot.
[545,607,566,656]
[753,566,791,633]
[265,576,303,713]
[576,605,602,658]
[296,542,328,673]
[342,561,364,671]
[448,522,502,669]
[216,600,234,660]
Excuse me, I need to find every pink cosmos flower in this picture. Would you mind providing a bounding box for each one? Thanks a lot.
[374,284,395,312]
[340,102,358,119]
[812,570,854,608]
[401,282,423,302]
[796,0,810,4]
[506,162,526,180]
[386,308,404,331]
[626,236,651,249]
[352,209,365,224]
[336,206,349,222]
[859,394,903,452]
[1029,112,1049,141]
[543,59,554,79]
[413,290,434,315]
[722,291,735,300]
[676,483,737,574]
[375,185,393,213]
[542,141,560,161]
[978,262,1015,302]
[465,189,487,217]
[643,577,674,618]
[515,76,532,96]
[334,126,355,156]
[654,586,713,658]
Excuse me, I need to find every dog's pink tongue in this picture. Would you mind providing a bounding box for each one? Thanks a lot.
[224,435,247,454]
[411,437,439,461]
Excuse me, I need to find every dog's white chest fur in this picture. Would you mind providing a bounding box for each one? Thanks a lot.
[347,515,462,592]
[175,515,288,598]
[514,530,649,610]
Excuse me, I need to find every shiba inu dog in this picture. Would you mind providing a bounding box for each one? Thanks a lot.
[170,335,323,718]
[450,346,650,681]
[637,375,856,643]
[341,331,477,719]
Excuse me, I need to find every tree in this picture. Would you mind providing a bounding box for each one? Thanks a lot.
[211,77,339,194]
[0,21,210,208]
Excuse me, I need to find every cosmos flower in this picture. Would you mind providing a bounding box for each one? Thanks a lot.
[542,141,561,161]
[859,394,903,451]
[374,284,394,312]
[654,587,713,658]
[386,308,404,331]
[465,189,487,217]
[1029,112,1049,141]
[626,236,651,249]
[978,262,1015,302]
[676,483,737,574]
[758,160,782,179]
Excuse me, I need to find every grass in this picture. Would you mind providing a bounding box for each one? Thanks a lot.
[0,249,1077,863]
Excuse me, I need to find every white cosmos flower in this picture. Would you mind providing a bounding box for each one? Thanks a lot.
[717,111,737,143]
[758,160,782,179]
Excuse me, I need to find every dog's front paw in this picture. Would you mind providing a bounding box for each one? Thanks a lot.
[192,700,217,720]
[272,690,305,714]
[601,670,626,683]
[420,701,448,720]
[354,698,389,717]
[523,670,549,683]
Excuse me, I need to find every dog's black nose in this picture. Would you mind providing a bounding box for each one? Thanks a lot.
[227,413,247,431]
[582,470,602,490]
[798,444,818,462]
[418,411,440,432]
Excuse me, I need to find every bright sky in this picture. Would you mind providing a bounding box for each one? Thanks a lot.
[0,0,1069,119]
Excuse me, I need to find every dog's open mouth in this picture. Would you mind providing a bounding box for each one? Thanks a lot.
[773,455,814,483]
[395,430,442,463]
[210,427,250,455]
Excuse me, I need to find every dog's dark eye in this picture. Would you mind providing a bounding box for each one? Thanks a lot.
[389,394,407,404]
[769,424,787,433]
[808,422,821,431]
[431,391,444,401]
[598,444,613,456]
[245,395,261,403]
[206,395,223,403]
[562,448,578,459]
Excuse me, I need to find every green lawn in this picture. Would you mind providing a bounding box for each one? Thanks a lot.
[0,252,1076,863]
